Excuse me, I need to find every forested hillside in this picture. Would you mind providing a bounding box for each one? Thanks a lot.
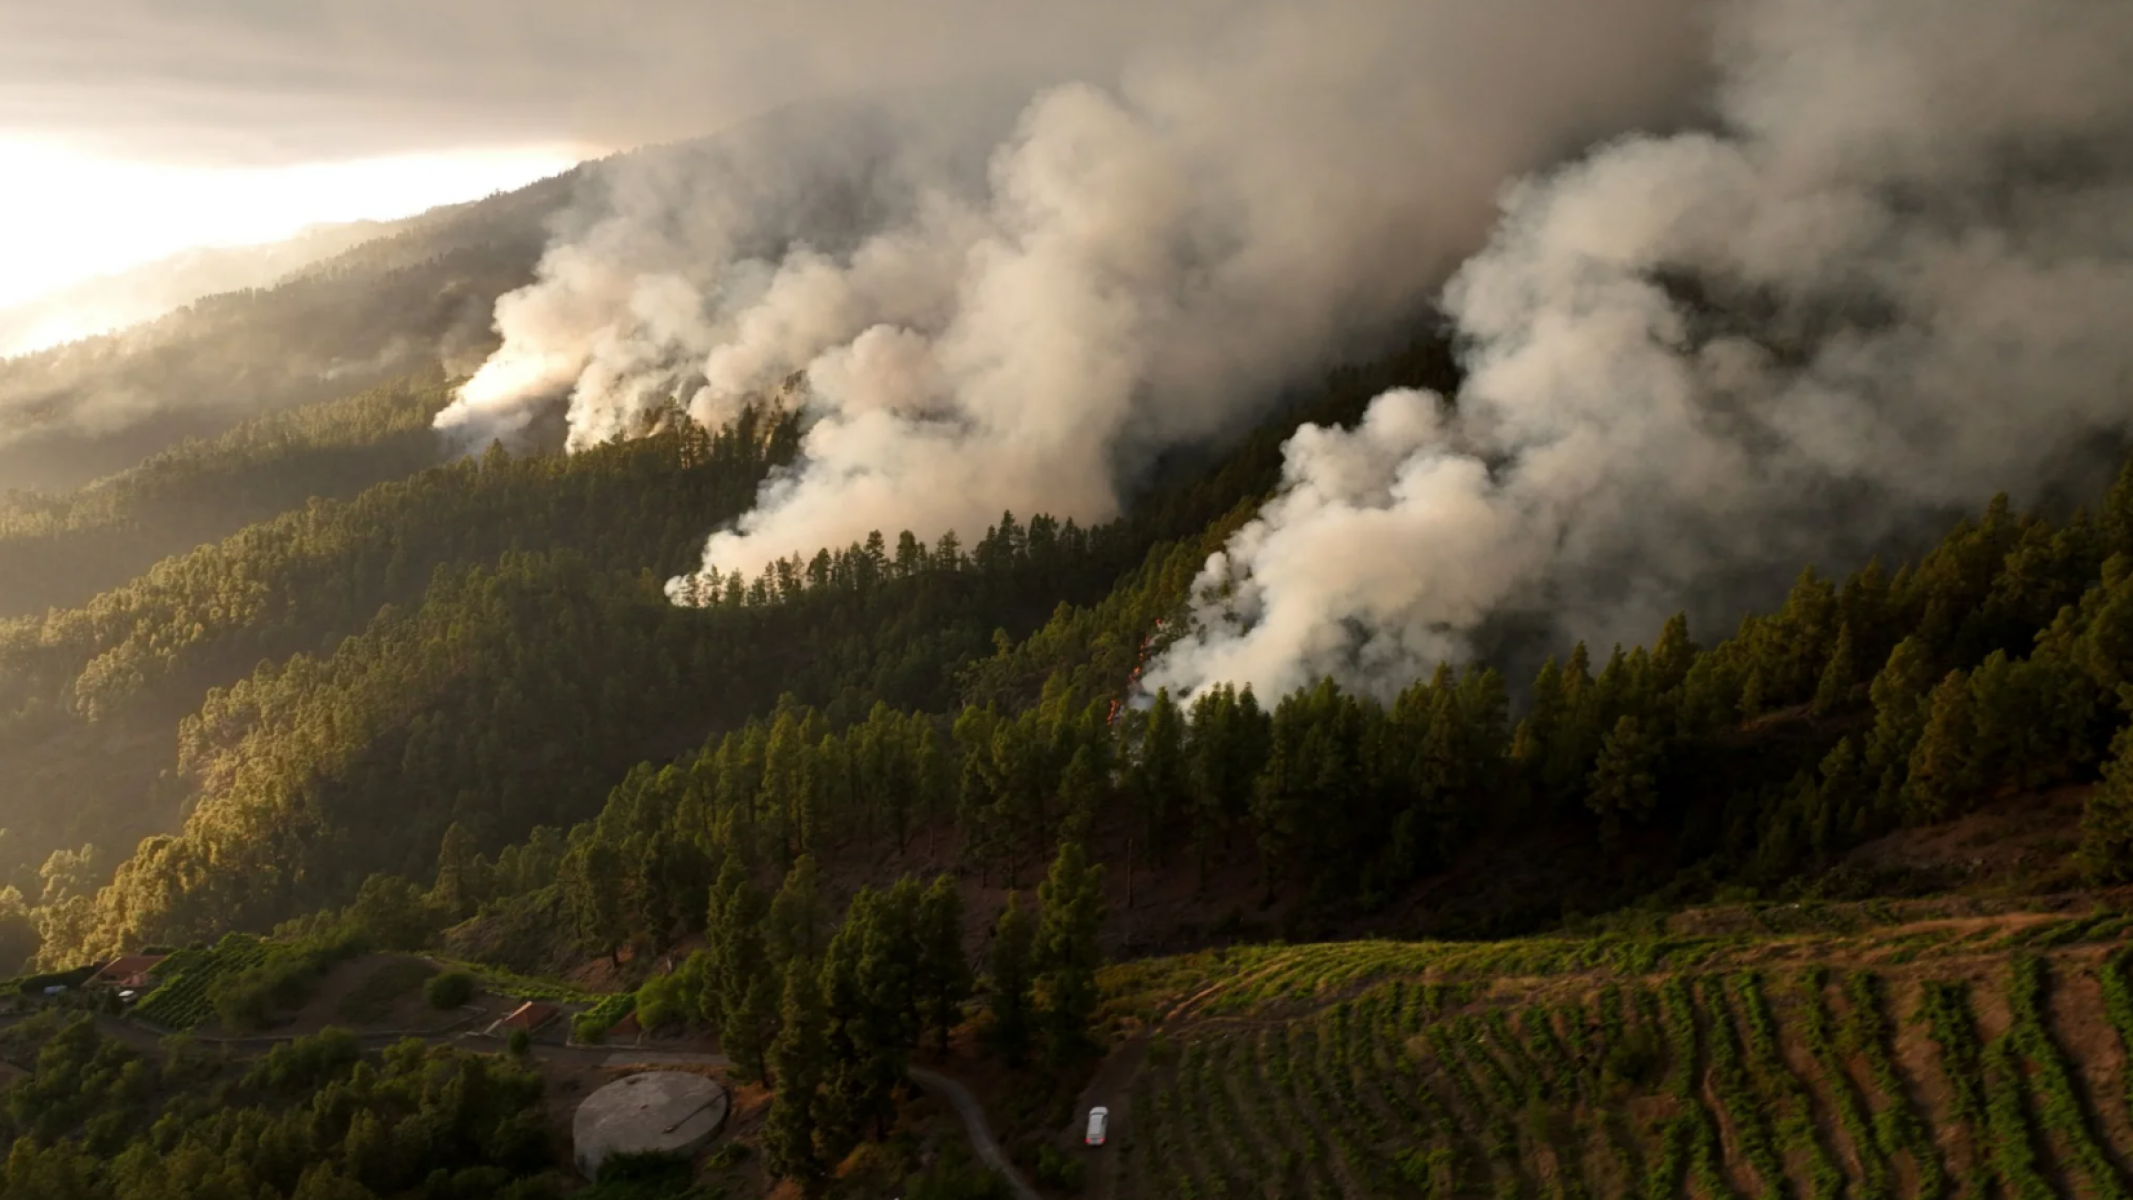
[360,447,2133,994]
[5,286,2133,1200]
[0,375,453,617]
[9,308,2133,973]
[0,387,796,947]
[9,0,2133,1194]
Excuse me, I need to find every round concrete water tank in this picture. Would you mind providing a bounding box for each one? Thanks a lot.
[573,1071,729,1180]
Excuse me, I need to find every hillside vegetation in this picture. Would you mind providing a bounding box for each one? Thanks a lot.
[0,374,453,617]
[0,392,796,933]
[3,295,2133,1200]
[248,438,2133,995]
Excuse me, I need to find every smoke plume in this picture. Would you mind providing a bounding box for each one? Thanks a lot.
[435,0,1710,590]
[1147,0,2133,701]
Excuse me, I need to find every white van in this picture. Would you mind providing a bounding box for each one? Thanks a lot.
[1086,1106,1109,1146]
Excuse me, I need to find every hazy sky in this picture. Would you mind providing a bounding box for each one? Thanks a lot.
[0,1,1232,303]
[0,140,581,306]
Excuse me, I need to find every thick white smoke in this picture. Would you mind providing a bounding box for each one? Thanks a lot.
[1147,0,2133,701]
[436,93,1015,448]
[434,0,1709,590]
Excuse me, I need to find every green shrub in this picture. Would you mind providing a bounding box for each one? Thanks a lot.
[203,934,367,1032]
[570,991,637,1044]
[425,971,476,1009]
[507,1027,532,1058]
[1035,1144,1086,1190]
[634,971,688,1030]
[244,1027,362,1092]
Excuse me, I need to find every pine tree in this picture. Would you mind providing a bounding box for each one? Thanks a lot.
[763,711,811,862]
[1135,689,1190,866]
[988,891,1037,1067]
[1903,670,1979,824]
[1676,651,1744,738]
[821,881,923,1149]
[817,891,876,1159]
[954,706,1007,882]
[1738,667,1768,720]
[1586,715,1662,848]
[725,953,781,1088]
[763,964,832,1198]
[1773,565,1839,700]
[768,854,830,969]
[1544,646,1600,799]
[865,877,926,1052]
[1519,656,1565,788]
[1968,650,2093,791]
[1815,737,1866,854]
[2078,724,2133,884]
[917,875,973,1054]
[1839,558,1894,666]
[630,829,677,950]
[1058,744,1105,845]
[0,886,37,976]
[563,838,630,966]
[1649,612,1697,697]
[703,856,746,1018]
[990,713,1047,886]
[1811,621,1857,717]
[915,721,954,851]
[706,857,779,1084]
[430,822,479,918]
[1035,841,1108,1069]
[1866,635,1940,813]
[1186,684,1271,887]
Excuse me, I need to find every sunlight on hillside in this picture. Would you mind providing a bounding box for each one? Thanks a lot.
[0,138,585,312]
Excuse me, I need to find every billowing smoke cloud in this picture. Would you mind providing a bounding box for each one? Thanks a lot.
[1147,0,2133,701]
[436,0,1711,590]
[438,93,1019,450]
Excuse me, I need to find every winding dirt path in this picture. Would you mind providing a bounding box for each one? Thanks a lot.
[909,1066,1044,1200]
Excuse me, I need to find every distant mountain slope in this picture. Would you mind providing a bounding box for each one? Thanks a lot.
[0,374,453,618]
[0,174,591,363]
[0,219,400,359]
[0,171,578,493]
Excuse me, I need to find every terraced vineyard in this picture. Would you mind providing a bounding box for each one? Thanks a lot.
[131,933,269,1028]
[1097,932,2133,1200]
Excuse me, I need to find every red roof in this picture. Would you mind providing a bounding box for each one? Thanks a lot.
[609,1011,642,1036]
[498,1001,562,1031]
[92,955,167,986]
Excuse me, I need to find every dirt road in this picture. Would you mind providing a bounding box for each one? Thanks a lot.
[909,1066,1044,1200]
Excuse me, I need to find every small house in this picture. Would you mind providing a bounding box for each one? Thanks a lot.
[491,1001,563,1038]
[89,956,166,991]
